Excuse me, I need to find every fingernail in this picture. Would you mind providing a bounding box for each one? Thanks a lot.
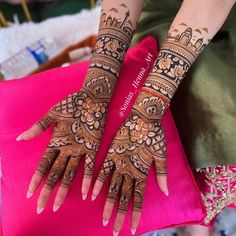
[164,190,169,197]
[82,193,87,200]
[16,134,22,141]
[131,228,136,235]
[113,230,119,236]
[53,204,60,212]
[91,194,96,201]
[103,219,109,227]
[37,206,44,214]
[26,190,33,199]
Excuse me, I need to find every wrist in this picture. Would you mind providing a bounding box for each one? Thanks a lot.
[82,65,117,101]
[133,90,169,121]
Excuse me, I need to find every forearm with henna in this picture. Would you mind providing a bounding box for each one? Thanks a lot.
[83,0,144,100]
[142,0,236,109]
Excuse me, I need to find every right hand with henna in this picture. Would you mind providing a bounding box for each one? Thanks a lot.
[17,75,112,213]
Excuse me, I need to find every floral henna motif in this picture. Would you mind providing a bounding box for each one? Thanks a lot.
[143,24,209,102]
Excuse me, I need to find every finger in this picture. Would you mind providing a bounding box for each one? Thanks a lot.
[102,172,122,225]
[131,179,146,235]
[92,157,115,201]
[27,171,45,199]
[113,174,133,235]
[61,155,81,187]
[37,186,52,214]
[53,155,81,211]
[27,148,58,198]
[81,154,95,200]
[44,152,70,189]
[16,124,43,141]
[37,153,70,213]
[154,157,168,196]
[53,185,69,213]
[16,115,55,141]
[36,114,55,131]
[157,174,168,196]
[84,153,96,176]
[154,126,168,195]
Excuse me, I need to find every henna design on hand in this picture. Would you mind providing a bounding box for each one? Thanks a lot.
[97,24,210,213]
[36,89,108,189]
[96,24,210,215]
[97,91,167,212]
[34,7,137,190]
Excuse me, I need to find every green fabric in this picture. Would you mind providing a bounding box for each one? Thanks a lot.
[0,0,90,23]
[132,0,236,168]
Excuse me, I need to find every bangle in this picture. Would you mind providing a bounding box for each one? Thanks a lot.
[141,88,170,106]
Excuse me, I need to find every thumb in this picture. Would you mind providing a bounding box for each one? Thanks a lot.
[16,115,54,141]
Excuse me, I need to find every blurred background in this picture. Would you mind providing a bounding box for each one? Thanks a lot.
[1,0,92,23]
[0,0,101,80]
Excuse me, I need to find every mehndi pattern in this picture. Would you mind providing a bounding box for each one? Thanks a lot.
[98,91,167,212]
[98,24,210,215]
[35,6,136,189]
[143,24,209,102]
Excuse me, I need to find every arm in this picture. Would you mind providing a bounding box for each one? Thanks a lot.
[93,0,236,235]
[142,0,236,104]
[83,0,144,101]
[22,0,145,215]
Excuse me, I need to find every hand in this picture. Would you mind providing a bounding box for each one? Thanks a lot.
[92,91,169,235]
[17,74,113,213]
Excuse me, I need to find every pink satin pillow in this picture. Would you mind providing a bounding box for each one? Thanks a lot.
[0,37,204,236]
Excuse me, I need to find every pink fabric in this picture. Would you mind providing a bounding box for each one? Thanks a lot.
[0,37,204,236]
[194,166,236,226]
